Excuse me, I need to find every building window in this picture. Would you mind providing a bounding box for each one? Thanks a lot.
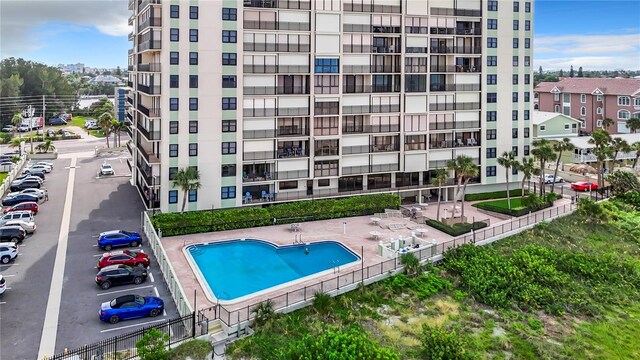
[524,110,530,120]
[222,8,237,20]
[512,167,519,175]
[524,145,530,155]
[564,123,570,130]
[222,142,236,154]
[635,98,640,106]
[222,30,237,43]
[222,75,237,88]
[487,111,497,121]
[513,92,518,102]
[189,143,198,156]
[618,110,631,120]
[487,56,497,66]
[618,96,630,106]
[524,38,530,48]
[524,56,530,67]
[222,97,237,110]
[189,6,198,19]
[513,20,519,30]
[170,28,179,42]
[512,128,518,138]
[315,58,339,73]
[580,106,586,116]
[513,74,518,84]
[488,1,498,11]
[525,2,531,12]
[596,95,603,101]
[168,190,178,204]
[189,98,198,111]
[525,20,531,30]
[188,189,197,202]
[554,104,560,112]
[512,146,519,156]
[487,93,497,103]
[513,56,519,66]
[524,74,530,84]
[170,4,179,18]
[513,38,519,48]
[221,186,236,199]
[222,120,237,132]
[597,119,603,127]
[488,19,497,29]
[169,144,178,157]
[222,53,237,65]
[221,164,236,177]
[189,75,198,88]
[524,127,530,138]
[189,52,198,65]
[486,166,496,177]
[487,37,497,48]
[487,74,497,84]
[513,1,519,11]
[169,121,178,134]
[512,110,518,121]
[170,98,179,111]
[594,107,602,115]
[169,167,178,180]
[189,29,198,42]
[524,92,530,102]
[540,124,546,131]
[170,52,179,64]
[486,129,497,139]
[189,121,198,133]
[579,120,586,128]
[170,75,179,88]
[487,148,497,158]
[554,93,560,101]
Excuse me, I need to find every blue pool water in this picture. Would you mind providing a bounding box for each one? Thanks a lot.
[187,239,359,301]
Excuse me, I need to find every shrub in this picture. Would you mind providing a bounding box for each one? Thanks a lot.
[252,300,276,328]
[464,189,526,201]
[136,328,170,360]
[400,252,421,277]
[153,193,400,236]
[425,219,488,236]
[606,170,640,196]
[384,273,451,300]
[619,191,640,208]
[170,340,211,360]
[421,324,470,360]
[577,198,610,224]
[312,292,333,316]
[474,193,556,217]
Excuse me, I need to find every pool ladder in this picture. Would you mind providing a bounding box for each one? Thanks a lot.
[293,234,303,244]
[190,247,204,255]
[332,259,341,273]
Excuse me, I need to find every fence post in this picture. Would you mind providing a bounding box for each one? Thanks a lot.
[192,311,196,338]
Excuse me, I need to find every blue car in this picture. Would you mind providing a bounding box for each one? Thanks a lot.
[97,230,142,251]
[99,294,164,324]
[2,194,39,207]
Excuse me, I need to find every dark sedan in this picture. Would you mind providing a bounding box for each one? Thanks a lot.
[95,264,148,290]
[47,117,67,126]
[2,194,39,207]
[10,180,41,192]
[15,172,45,181]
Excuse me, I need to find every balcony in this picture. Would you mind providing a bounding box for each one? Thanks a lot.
[138,83,161,95]
[243,86,309,96]
[276,145,308,158]
[138,40,161,52]
[342,124,400,134]
[429,121,480,131]
[243,0,311,10]
[137,122,161,141]
[430,65,481,73]
[243,107,309,117]
[314,146,339,157]
[372,45,401,54]
[243,20,310,31]
[128,48,134,56]
[430,83,480,92]
[137,103,160,118]
[456,28,482,35]
[243,64,309,73]
[405,47,429,54]
[342,163,399,175]
[453,46,482,55]
[430,7,482,17]
[429,137,480,149]
[343,65,371,73]
[243,129,276,139]
[243,42,310,52]
[429,102,480,111]
[344,2,401,13]
[128,0,135,10]
[128,32,134,41]
[371,65,401,73]
[135,179,160,210]
[341,144,399,155]
[136,141,160,164]
[139,0,161,10]
[126,96,134,105]
[276,169,309,180]
[136,159,159,187]
[243,164,274,182]
[243,151,275,161]
[342,104,400,114]
[342,45,373,53]
[137,17,162,32]
[137,63,161,72]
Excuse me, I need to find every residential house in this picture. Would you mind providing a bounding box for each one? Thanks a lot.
[532,111,581,139]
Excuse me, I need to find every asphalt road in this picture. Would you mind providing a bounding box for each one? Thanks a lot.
[0,153,177,360]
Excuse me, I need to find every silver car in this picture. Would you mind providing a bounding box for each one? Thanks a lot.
[4,219,36,234]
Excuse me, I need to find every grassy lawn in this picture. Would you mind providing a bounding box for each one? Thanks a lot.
[69,116,106,137]
[476,197,526,210]
[227,197,640,360]
[0,173,8,183]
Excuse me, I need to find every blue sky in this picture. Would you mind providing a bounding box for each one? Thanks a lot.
[0,0,639,70]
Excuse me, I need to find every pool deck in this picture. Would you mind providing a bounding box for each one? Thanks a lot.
[161,201,508,312]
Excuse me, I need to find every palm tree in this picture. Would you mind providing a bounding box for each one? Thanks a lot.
[516,157,536,198]
[35,139,56,153]
[430,168,449,221]
[602,117,614,132]
[8,137,22,149]
[447,155,478,220]
[111,120,124,147]
[11,113,22,139]
[531,139,555,195]
[631,142,640,169]
[97,112,114,148]
[626,117,640,133]
[172,167,202,212]
[610,137,630,170]
[497,151,517,209]
[588,129,613,188]
[551,138,575,194]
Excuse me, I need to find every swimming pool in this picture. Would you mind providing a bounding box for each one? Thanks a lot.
[185,239,360,303]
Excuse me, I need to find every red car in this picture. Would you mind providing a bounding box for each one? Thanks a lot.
[3,202,39,215]
[97,250,150,270]
[571,181,599,192]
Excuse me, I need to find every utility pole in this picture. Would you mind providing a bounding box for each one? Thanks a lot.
[42,95,47,141]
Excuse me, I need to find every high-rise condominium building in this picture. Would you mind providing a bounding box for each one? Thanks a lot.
[127,0,533,213]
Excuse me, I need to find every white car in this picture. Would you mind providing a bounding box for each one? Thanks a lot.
[0,211,34,226]
[0,274,6,295]
[543,174,564,184]
[0,242,18,264]
[7,188,47,200]
[26,164,51,173]
[100,163,114,176]
[4,220,36,234]
[33,161,53,169]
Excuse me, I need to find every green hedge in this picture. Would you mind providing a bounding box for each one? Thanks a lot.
[425,219,488,237]
[152,193,401,236]
[473,201,553,217]
[464,189,526,201]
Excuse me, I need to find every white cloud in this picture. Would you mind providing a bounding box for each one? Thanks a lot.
[534,33,640,70]
[0,0,130,58]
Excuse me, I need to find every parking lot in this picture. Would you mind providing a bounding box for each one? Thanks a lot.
[0,153,178,360]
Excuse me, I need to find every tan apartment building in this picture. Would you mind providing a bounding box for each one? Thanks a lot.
[534,77,640,135]
[127,0,534,213]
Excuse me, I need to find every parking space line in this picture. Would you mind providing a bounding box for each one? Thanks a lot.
[0,263,19,267]
[100,318,166,333]
[37,156,77,360]
[1,274,16,277]
[149,273,154,282]
[93,254,102,257]
[153,286,159,297]
[0,302,6,305]
[97,285,154,297]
